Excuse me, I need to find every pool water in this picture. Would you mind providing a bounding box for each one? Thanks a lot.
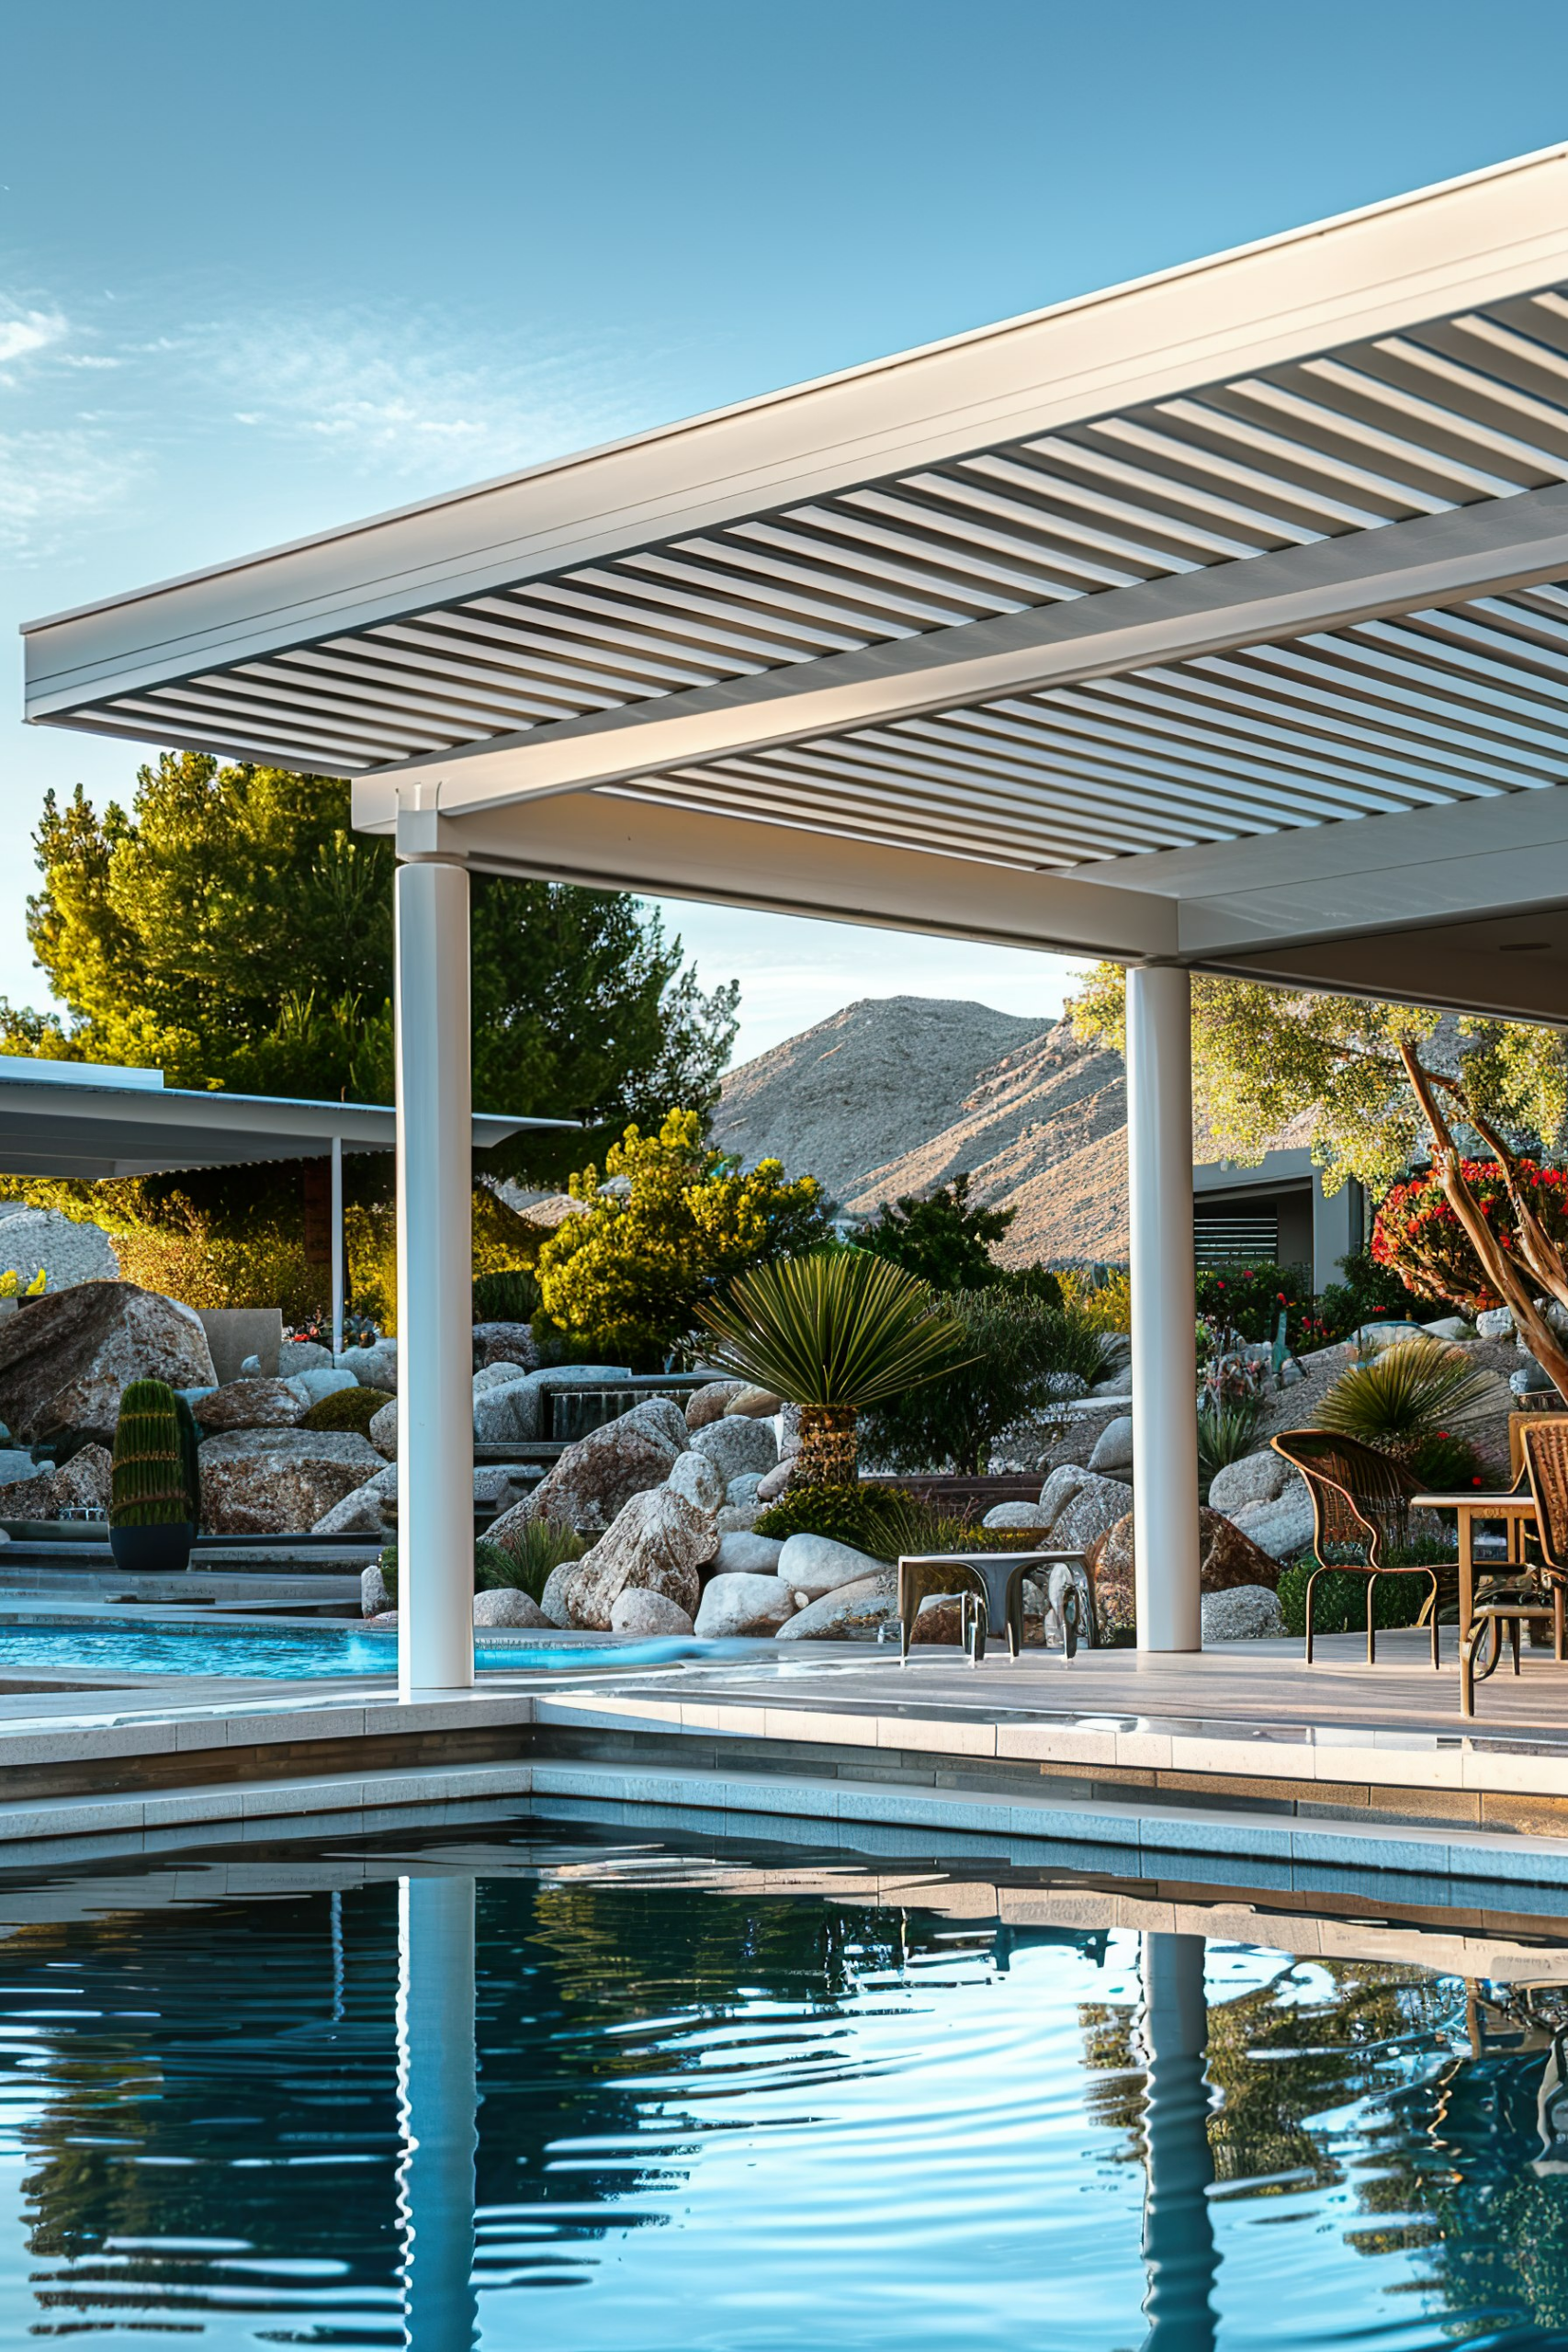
[0,1821,1559,2346]
[0,1621,708,1678]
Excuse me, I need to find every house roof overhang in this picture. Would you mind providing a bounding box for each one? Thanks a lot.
[28,144,1568,1021]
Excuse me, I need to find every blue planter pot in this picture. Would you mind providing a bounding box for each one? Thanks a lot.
[108,1521,196,1575]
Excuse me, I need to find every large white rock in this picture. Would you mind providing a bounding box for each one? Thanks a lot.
[694,1573,795,1637]
[473,1587,550,1629]
[0,1279,215,1444]
[1422,1317,1473,1341]
[369,1397,398,1458]
[1044,1472,1134,1554]
[1088,1415,1135,1473]
[473,1377,543,1443]
[335,1339,399,1392]
[361,1562,391,1617]
[0,1204,116,1291]
[539,1561,578,1629]
[611,1587,694,1636]
[722,1385,784,1419]
[1477,1306,1517,1340]
[685,1380,747,1430]
[1090,1363,1134,1398]
[727,1472,764,1507]
[620,1395,689,1455]
[200,1428,384,1534]
[690,1415,776,1484]
[715,1504,761,1533]
[193,1377,308,1432]
[711,1531,784,1576]
[1201,1584,1288,1641]
[278,1339,332,1374]
[311,1463,398,1534]
[0,1450,39,1488]
[776,1531,886,1600]
[1207,1449,1294,1513]
[283,1368,358,1407]
[1352,1320,1429,1351]
[556,1486,716,1627]
[1037,1463,1093,1521]
[1228,1489,1316,1561]
[981,1501,1051,1530]
[667,1449,726,1513]
[775,1571,897,1641]
[473,1360,530,1396]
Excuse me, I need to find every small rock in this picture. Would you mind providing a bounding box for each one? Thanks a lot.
[689,1416,776,1484]
[193,1377,309,1432]
[1207,1450,1293,1513]
[776,1401,801,1460]
[754,1459,795,1504]
[667,1450,727,1512]
[611,1588,694,1636]
[472,1322,539,1373]
[539,1561,578,1629]
[685,1380,747,1430]
[1227,1490,1316,1562]
[981,1501,1051,1529]
[710,1532,784,1576]
[369,1397,398,1458]
[0,1450,39,1489]
[776,1531,886,1599]
[724,1385,784,1418]
[775,1571,897,1642]
[1090,1363,1134,1398]
[1201,1584,1288,1641]
[311,1464,398,1534]
[3,1442,115,1523]
[473,1377,542,1443]
[1088,1415,1134,1473]
[278,1340,333,1373]
[715,1505,762,1533]
[1477,1306,1517,1340]
[361,1563,391,1617]
[556,1486,716,1628]
[694,1572,795,1636]
[727,1472,763,1507]
[473,1587,550,1629]
[473,1360,530,1396]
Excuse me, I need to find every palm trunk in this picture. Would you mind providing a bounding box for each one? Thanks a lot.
[1399,1039,1568,1403]
[795,1406,858,1486]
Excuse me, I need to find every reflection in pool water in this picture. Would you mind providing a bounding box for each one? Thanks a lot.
[0,1826,1560,2345]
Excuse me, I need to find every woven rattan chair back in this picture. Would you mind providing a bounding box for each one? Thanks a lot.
[1524,1421,1568,1573]
[1269,1430,1421,1568]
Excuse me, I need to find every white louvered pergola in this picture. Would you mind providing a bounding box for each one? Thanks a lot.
[27,145,1568,1694]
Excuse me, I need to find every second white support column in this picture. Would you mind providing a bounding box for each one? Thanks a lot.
[1126,962,1201,1653]
[395,855,475,1700]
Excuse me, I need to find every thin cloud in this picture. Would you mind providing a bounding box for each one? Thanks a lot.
[0,427,144,560]
[0,309,67,368]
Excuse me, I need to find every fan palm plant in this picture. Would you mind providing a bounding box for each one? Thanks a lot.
[697,1248,971,1485]
[1314,1335,1495,1464]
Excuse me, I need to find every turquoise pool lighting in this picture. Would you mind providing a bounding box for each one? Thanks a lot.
[0,1620,705,1679]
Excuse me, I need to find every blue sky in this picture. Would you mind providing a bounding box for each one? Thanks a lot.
[6,0,1568,1063]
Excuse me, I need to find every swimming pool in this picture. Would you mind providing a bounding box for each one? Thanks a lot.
[0,1818,1556,2347]
[0,1619,708,1679]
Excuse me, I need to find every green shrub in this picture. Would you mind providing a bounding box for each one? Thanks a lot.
[299,1385,385,1434]
[1407,1429,1487,1491]
[1314,1246,1432,1345]
[1194,1261,1314,1345]
[858,1173,1015,1290]
[1276,1543,1453,1638]
[753,1480,1040,1563]
[1196,1397,1266,1499]
[377,1544,398,1606]
[473,1267,541,1325]
[111,1379,196,1530]
[475,1519,587,1601]
[753,1483,887,1551]
[862,1289,1109,1474]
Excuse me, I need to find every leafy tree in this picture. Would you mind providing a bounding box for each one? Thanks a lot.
[859,1173,1016,1290]
[5,754,739,1182]
[861,1287,1110,1474]
[1072,964,1568,1399]
[536,1109,829,1367]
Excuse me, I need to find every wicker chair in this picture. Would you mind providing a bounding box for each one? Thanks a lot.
[1269,1432,1438,1667]
[1459,1420,1568,1715]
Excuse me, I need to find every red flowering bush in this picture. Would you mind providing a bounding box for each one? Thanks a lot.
[1372,1159,1568,1312]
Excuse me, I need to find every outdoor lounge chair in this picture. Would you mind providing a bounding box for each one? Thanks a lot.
[1269,1431,1438,1668]
[1458,1419,1568,1715]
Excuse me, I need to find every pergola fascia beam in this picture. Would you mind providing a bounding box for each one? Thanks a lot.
[356,486,1568,817]
[25,143,1568,725]
[376,787,1177,960]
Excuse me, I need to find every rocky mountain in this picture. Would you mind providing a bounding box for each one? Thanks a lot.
[710,997,1134,1264]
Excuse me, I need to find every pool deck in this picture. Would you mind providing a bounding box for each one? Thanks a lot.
[0,1617,1567,1898]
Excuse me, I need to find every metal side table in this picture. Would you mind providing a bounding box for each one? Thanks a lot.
[897,1550,1095,1666]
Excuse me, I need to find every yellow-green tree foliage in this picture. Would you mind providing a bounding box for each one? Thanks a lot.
[536,1109,829,1366]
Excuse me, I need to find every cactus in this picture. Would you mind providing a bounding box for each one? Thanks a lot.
[110,1380,197,1531]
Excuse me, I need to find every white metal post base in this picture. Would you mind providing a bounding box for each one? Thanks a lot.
[395,855,475,1701]
[1127,963,1201,1652]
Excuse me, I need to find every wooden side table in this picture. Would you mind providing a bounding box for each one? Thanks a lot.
[1411,1490,1548,1714]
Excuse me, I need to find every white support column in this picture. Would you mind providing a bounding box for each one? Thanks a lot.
[395,855,474,1700]
[1127,963,1201,1652]
[330,1131,344,1360]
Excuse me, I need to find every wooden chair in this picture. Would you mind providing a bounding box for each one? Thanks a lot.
[1461,1420,1568,1714]
[1269,1431,1438,1667]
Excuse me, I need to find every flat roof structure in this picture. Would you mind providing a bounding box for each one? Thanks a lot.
[0,1057,567,1181]
[28,145,1568,1684]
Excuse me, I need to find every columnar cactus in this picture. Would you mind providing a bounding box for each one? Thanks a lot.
[111,1380,198,1530]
